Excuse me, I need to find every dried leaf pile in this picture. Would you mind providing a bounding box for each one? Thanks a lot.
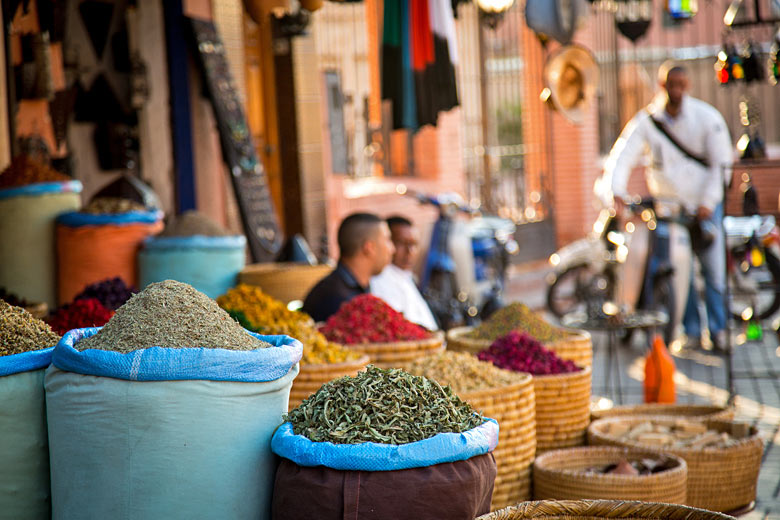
[77,280,270,353]
[404,351,526,393]
[287,365,485,445]
[0,300,61,356]
[467,303,570,343]
[602,419,745,450]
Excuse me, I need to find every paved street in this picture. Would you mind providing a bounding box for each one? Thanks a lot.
[505,261,780,518]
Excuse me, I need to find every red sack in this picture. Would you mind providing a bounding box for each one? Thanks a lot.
[272,453,496,520]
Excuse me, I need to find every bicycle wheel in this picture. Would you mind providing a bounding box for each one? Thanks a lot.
[729,247,780,321]
[547,264,613,318]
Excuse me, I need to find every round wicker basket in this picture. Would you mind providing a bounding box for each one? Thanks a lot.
[347,332,445,369]
[588,416,763,512]
[591,404,735,423]
[534,365,592,453]
[533,446,687,503]
[476,499,735,520]
[288,355,370,410]
[459,373,536,510]
[238,262,333,303]
[446,326,592,367]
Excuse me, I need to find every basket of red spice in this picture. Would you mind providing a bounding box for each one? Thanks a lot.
[479,331,591,453]
[320,295,443,368]
[447,303,592,368]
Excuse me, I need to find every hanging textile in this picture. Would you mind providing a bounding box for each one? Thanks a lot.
[411,0,436,127]
[429,0,459,115]
[381,0,404,129]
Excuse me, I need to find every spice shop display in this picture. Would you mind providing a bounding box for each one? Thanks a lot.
[218,285,368,408]
[0,158,82,307]
[589,416,763,512]
[479,332,591,453]
[271,366,498,519]
[405,352,536,509]
[0,301,61,519]
[448,303,592,367]
[533,447,687,503]
[55,207,163,305]
[45,280,302,520]
[139,211,246,298]
[320,295,443,368]
[46,298,113,336]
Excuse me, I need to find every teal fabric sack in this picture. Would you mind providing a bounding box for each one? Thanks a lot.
[0,348,55,520]
[45,331,300,520]
[138,236,246,298]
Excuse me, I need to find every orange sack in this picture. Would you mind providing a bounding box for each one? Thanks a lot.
[56,212,163,305]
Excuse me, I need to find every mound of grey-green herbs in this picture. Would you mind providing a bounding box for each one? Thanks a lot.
[77,280,270,353]
[287,365,485,445]
[0,300,60,356]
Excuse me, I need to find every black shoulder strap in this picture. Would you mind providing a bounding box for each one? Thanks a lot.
[648,113,710,169]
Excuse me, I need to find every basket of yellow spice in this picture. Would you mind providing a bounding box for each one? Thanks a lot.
[216,285,368,409]
[404,351,536,511]
[447,303,592,368]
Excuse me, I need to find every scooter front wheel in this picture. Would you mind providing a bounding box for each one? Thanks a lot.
[547,264,613,319]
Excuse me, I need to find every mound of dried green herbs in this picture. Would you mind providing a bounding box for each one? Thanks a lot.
[287,365,485,445]
[77,280,271,353]
[0,300,61,356]
[467,302,570,343]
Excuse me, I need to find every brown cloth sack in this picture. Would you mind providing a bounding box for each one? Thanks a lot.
[272,453,497,520]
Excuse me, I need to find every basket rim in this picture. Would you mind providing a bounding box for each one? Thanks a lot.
[240,262,333,274]
[533,446,687,481]
[447,325,591,344]
[344,330,445,350]
[590,403,733,420]
[533,363,592,380]
[476,499,736,519]
[298,354,370,372]
[588,415,763,453]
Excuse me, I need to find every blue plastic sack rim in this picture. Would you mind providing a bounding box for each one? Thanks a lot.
[142,235,247,250]
[0,180,83,200]
[271,419,499,471]
[57,209,164,226]
[52,328,302,383]
[0,347,54,377]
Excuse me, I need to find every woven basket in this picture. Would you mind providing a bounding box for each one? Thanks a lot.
[588,416,763,512]
[476,499,736,520]
[459,373,536,510]
[533,446,687,503]
[347,332,445,369]
[238,262,333,303]
[288,355,370,410]
[591,404,735,423]
[534,365,592,453]
[446,327,592,367]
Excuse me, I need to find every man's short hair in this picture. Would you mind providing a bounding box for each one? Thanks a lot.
[338,213,383,258]
[386,215,412,231]
[658,61,687,83]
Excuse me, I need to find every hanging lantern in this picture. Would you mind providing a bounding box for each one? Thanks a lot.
[714,43,743,85]
[615,0,652,42]
[666,0,698,20]
[476,0,515,28]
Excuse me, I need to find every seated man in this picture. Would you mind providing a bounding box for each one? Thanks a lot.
[302,213,394,323]
[370,216,438,331]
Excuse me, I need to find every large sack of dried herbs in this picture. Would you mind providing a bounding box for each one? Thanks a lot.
[0,156,82,307]
[271,366,499,520]
[55,203,163,305]
[44,280,302,520]
[0,300,61,519]
[139,211,247,298]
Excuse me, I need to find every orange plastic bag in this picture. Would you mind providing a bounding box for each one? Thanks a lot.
[56,219,163,305]
[644,335,676,403]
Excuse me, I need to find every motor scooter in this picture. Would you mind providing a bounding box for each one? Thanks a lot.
[546,199,682,343]
[400,188,519,330]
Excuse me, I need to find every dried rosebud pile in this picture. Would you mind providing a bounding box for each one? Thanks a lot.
[478,331,581,375]
[73,277,137,311]
[46,298,114,336]
[320,294,432,344]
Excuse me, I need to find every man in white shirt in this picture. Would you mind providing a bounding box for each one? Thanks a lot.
[597,62,733,350]
[371,216,439,331]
